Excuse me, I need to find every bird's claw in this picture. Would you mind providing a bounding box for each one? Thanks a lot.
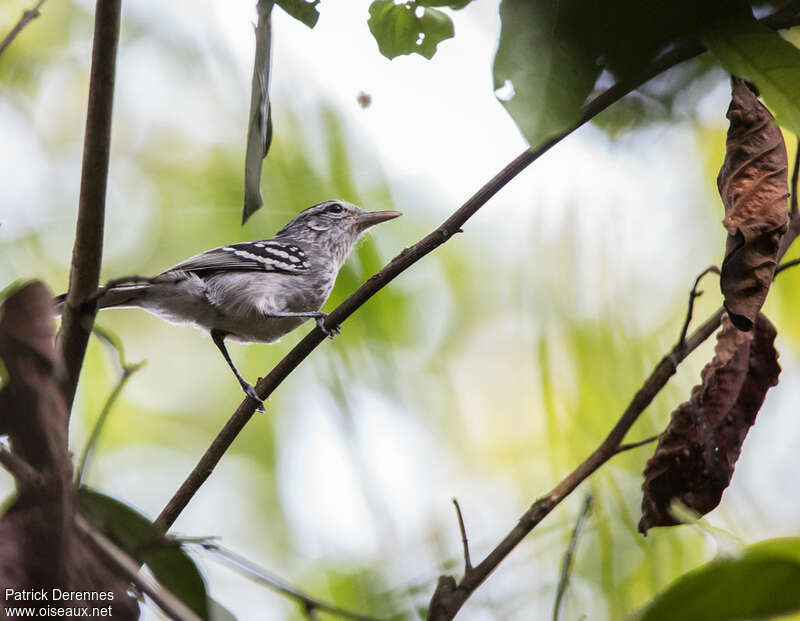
[243,383,265,412]
[315,315,341,339]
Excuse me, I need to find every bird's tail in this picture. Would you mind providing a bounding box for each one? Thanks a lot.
[53,284,149,317]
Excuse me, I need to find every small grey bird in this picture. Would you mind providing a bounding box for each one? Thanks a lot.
[65,200,401,410]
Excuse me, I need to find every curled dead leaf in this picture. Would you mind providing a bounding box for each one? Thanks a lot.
[639,313,780,534]
[717,77,788,331]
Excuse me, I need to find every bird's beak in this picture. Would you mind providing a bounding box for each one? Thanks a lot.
[356,210,402,232]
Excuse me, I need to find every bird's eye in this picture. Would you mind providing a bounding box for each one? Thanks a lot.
[328,203,343,214]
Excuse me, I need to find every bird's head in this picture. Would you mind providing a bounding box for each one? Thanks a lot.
[276,200,402,265]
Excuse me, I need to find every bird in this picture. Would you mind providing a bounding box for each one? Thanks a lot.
[57,200,401,410]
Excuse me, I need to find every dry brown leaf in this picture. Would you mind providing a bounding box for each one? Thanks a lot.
[0,282,139,618]
[639,313,780,534]
[717,77,788,331]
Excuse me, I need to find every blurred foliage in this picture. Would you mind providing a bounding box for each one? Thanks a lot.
[79,488,210,619]
[704,10,800,139]
[492,0,800,144]
[638,537,800,621]
[1,1,800,620]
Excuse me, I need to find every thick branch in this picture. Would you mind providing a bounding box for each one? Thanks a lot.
[0,0,46,57]
[153,6,800,537]
[56,0,121,411]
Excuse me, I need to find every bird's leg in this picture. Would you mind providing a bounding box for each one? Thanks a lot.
[262,311,341,339]
[211,330,265,412]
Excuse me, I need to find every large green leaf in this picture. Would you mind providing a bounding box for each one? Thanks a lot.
[368,0,454,60]
[490,1,795,144]
[78,488,210,620]
[704,12,800,138]
[492,0,601,145]
[637,538,800,621]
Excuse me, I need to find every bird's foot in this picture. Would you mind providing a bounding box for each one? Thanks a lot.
[242,382,265,412]
[315,314,341,339]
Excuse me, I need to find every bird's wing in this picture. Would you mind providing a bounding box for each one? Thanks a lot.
[157,241,311,279]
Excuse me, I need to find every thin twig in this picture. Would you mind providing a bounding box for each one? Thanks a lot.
[613,434,659,455]
[75,324,145,486]
[452,498,472,572]
[427,218,800,620]
[56,0,121,411]
[426,306,725,621]
[0,0,46,57]
[677,265,720,347]
[197,543,380,621]
[74,359,145,487]
[778,137,800,258]
[791,136,799,219]
[75,514,201,621]
[0,447,40,489]
[552,494,592,621]
[776,257,800,274]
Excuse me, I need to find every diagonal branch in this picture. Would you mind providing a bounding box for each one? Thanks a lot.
[426,216,800,621]
[153,4,800,538]
[0,0,46,57]
[56,0,121,412]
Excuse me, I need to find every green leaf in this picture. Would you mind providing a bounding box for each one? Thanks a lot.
[368,0,454,60]
[637,538,800,621]
[492,0,601,145]
[275,0,320,28]
[703,12,800,137]
[78,488,210,620]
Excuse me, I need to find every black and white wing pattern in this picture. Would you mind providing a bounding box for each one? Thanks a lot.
[158,240,311,280]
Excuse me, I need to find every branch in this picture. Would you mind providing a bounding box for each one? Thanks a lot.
[0,0,46,57]
[552,494,592,621]
[677,265,719,347]
[151,29,710,536]
[56,0,121,411]
[452,498,472,573]
[152,1,800,599]
[776,257,800,274]
[75,515,201,621]
[75,325,145,487]
[613,434,658,456]
[426,194,800,620]
[778,136,800,258]
[198,543,381,621]
[153,5,800,538]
